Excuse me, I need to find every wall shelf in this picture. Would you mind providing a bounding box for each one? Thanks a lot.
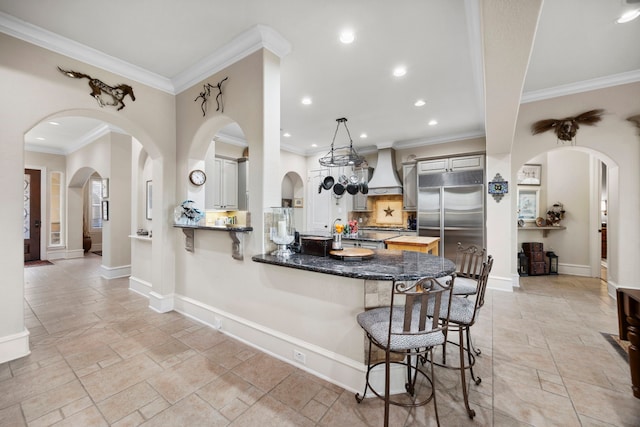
[518,225,566,237]
[173,224,252,259]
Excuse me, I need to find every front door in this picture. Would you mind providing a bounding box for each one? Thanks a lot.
[24,168,41,261]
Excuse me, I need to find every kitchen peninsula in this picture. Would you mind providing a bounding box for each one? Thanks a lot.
[252,249,455,281]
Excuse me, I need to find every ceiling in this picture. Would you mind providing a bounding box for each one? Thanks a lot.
[2,0,639,155]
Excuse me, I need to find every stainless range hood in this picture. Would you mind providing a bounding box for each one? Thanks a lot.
[367,148,403,195]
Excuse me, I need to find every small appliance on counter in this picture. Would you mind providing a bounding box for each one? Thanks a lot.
[300,236,332,257]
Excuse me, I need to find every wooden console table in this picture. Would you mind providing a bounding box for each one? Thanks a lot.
[617,287,640,399]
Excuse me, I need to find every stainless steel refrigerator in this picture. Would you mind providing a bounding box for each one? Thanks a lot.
[417,169,485,260]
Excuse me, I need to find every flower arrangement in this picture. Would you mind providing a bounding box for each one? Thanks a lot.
[546,202,565,226]
[176,200,203,224]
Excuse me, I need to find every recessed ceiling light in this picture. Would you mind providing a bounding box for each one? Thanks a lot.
[48,121,60,126]
[339,30,355,44]
[360,133,368,139]
[617,9,640,23]
[36,137,45,140]
[301,97,312,105]
[393,66,407,77]
[414,99,426,107]
[428,120,438,126]
[283,132,291,138]
[311,143,318,148]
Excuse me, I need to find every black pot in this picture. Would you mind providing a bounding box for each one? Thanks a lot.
[322,176,335,190]
[346,183,359,195]
[333,183,345,195]
[359,182,369,194]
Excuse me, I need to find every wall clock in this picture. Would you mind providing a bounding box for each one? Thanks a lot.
[189,169,206,186]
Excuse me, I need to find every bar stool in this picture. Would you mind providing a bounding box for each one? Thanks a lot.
[355,275,455,427]
[429,256,493,419]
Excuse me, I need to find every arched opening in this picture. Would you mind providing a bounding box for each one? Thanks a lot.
[514,146,618,283]
[281,171,304,231]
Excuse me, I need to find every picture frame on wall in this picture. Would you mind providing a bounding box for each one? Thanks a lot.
[146,180,152,220]
[516,164,541,185]
[102,200,109,221]
[517,188,539,221]
[294,198,303,208]
[101,178,109,198]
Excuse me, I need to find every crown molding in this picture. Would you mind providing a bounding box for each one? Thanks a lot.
[23,144,65,155]
[280,142,309,156]
[394,130,487,150]
[521,69,640,103]
[171,24,292,94]
[0,13,291,96]
[0,12,174,93]
[66,123,125,154]
[214,132,248,147]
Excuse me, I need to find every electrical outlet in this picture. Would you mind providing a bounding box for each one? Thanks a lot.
[293,349,306,364]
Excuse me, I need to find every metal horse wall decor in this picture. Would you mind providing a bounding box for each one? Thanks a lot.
[58,67,135,111]
[195,77,228,116]
[531,109,604,145]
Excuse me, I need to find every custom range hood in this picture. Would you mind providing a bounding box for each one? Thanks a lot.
[367,147,403,195]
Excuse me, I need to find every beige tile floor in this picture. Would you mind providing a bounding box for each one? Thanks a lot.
[2,254,639,426]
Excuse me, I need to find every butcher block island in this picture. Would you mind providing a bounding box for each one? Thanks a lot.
[384,236,440,255]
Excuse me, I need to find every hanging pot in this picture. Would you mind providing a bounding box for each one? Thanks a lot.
[359,182,369,194]
[349,174,359,184]
[333,182,345,195]
[322,176,335,190]
[338,174,349,186]
[346,182,359,195]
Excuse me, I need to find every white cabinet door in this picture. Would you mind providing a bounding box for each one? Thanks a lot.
[449,155,483,172]
[418,158,448,174]
[213,158,238,209]
[307,170,331,232]
[403,163,417,210]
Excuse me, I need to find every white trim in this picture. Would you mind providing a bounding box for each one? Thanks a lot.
[0,11,173,93]
[149,291,175,313]
[172,24,292,93]
[46,248,67,260]
[172,294,365,393]
[66,249,85,259]
[129,276,152,298]
[607,280,618,300]
[0,329,30,364]
[487,274,514,292]
[99,264,131,279]
[522,69,640,103]
[558,263,591,277]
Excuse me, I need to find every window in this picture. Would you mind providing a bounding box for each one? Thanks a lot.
[50,171,63,245]
[90,177,103,230]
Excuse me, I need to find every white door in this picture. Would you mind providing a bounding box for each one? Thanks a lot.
[307,169,331,232]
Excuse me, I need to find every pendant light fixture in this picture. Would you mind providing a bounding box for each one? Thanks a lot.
[318,118,366,167]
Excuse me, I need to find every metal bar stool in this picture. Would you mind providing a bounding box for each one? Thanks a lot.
[355,275,455,427]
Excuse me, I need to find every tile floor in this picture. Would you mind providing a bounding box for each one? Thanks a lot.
[1,254,639,426]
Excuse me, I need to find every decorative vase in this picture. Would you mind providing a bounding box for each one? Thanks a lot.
[83,235,92,253]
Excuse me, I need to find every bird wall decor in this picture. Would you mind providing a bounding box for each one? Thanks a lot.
[531,109,604,144]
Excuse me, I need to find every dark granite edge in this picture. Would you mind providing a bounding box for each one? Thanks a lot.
[251,251,455,281]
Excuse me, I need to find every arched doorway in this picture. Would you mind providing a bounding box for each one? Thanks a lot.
[514,146,617,283]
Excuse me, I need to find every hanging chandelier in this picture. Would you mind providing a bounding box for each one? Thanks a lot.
[318,118,366,167]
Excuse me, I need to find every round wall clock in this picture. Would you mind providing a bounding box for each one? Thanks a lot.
[189,169,206,186]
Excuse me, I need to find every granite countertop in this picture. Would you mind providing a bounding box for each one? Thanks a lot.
[252,249,455,281]
[173,224,253,232]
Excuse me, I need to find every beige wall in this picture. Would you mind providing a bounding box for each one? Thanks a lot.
[0,33,176,361]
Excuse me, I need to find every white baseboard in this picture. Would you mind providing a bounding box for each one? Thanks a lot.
[149,291,175,313]
[46,248,67,260]
[0,329,30,364]
[129,276,152,298]
[172,294,367,394]
[558,263,591,277]
[607,280,619,300]
[66,249,85,259]
[488,274,513,292]
[100,264,131,280]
